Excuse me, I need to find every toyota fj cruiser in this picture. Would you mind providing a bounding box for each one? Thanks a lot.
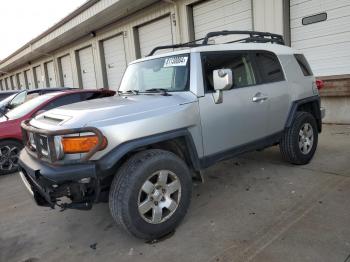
[19,31,325,240]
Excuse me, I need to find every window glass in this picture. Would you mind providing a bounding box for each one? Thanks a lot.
[6,94,55,120]
[254,52,284,83]
[42,93,82,111]
[202,52,256,91]
[294,54,313,76]
[9,91,27,108]
[119,54,190,93]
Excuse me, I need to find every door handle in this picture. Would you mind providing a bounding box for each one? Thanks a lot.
[252,92,268,103]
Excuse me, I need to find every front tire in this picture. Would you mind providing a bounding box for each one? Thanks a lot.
[280,111,318,165]
[109,149,192,240]
[0,140,23,175]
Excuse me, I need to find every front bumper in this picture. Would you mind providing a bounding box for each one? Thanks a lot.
[19,149,98,209]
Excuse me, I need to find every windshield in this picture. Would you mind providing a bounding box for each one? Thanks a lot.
[118,54,190,93]
[6,94,55,120]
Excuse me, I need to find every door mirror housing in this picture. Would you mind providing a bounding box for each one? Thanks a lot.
[212,69,233,104]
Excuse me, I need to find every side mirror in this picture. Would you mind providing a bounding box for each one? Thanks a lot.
[212,69,233,104]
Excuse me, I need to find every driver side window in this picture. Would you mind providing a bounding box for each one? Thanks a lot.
[202,52,256,92]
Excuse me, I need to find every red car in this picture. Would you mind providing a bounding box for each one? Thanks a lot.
[0,89,115,175]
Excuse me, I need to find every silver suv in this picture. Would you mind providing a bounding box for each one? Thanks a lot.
[19,31,325,240]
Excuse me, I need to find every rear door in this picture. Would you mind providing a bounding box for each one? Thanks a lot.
[198,51,270,157]
[252,51,290,134]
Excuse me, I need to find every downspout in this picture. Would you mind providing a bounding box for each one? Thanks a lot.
[162,0,182,44]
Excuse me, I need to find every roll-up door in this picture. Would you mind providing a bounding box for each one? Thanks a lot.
[5,78,10,90]
[45,61,57,87]
[24,70,34,89]
[192,0,252,43]
[290,0,350,76]
[18,72,26,89]
[78,46,97,89]
[102,35,127,90]
[34,66,44,88]
[59,55,74,88]
[138,16,174,57]
[0,80,3,91]
[10,75,17,90]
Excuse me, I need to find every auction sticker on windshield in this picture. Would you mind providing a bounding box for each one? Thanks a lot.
[164,56,188,67]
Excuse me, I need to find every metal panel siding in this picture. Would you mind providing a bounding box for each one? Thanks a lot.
[34,66,44,88]
[45,61,57,87]
[102,35,127,90]
[60,55,74,88]
[138,16,174,57]
[291,0,350,76]
[18,72,26,89]
[24,70,34,89]
[192,0,253,43]
[78,46,97,89]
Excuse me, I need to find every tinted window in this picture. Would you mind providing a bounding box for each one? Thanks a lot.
[42,93,82,111]
[254,52,284,83]
[294,54,313,76]
[202,52,256,91]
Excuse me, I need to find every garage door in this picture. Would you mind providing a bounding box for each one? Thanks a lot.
[5,78,10,90]
[45,61,57,87]
[59,55,74,88]
[78,46,97,89]
[290,0,350,76]
[24,70,34,89]
[11,75,17,90]
[102,35,127,90]
[192,0,252,43]
[0,79,3,91]
[18,72,26,89]
[34,66,44,88]
[138,16,174,57]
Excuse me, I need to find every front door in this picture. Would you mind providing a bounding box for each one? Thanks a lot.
[198,51,270,157]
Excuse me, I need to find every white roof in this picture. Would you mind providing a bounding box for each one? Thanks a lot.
[132,43,298,64]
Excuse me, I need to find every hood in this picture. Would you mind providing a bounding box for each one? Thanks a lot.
[31,92,197,129]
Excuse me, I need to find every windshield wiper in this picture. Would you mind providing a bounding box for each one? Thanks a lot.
[144,88,170,96]
[0,109,9,120]
[117,90,139,95]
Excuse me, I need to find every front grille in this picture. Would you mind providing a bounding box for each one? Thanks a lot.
[24,131,54,161]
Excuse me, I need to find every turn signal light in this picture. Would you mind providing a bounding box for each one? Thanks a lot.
[62,135,107,154]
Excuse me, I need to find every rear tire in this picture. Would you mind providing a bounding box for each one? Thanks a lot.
[109,149,192,240]
[280,111,318,165]
[0,140,23,175]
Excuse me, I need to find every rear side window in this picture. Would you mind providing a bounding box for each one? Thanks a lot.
[294,54,313,76]
[42,93,82,111]
[254,52,284,83]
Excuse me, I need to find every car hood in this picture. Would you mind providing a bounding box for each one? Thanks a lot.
[31,92,198,129]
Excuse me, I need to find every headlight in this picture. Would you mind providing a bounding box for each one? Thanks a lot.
[54,136,64,160]
[61,135,108,154]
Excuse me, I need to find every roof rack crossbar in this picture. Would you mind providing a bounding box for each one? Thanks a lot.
[202,30,285,45]
[147,37,205,56]
[147,30,285,56]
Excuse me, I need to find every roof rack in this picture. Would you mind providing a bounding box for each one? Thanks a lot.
[147,30,285,56]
